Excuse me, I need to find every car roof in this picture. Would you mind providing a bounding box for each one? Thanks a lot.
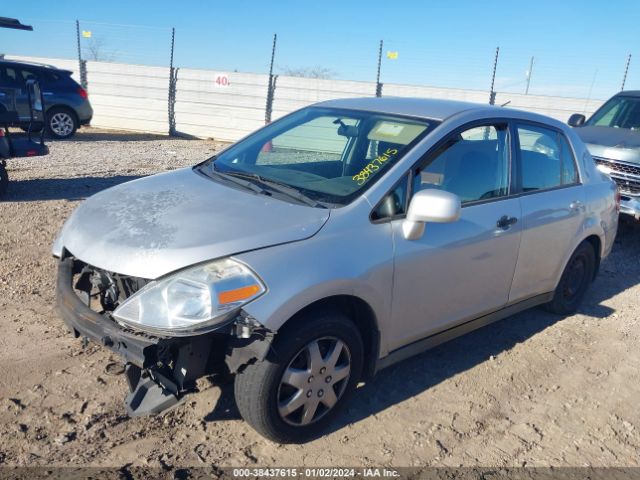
[0,59,71,74]
[315,97,508,122]
[616,90,640,98]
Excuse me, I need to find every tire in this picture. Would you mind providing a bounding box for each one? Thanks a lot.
[0,163,8,197]
[46,107,78,139]
[545,241,596,315]
[234,310,363,443]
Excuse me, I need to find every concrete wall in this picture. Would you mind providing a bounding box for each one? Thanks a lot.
[7,55,604,141]
[87,61,169,133]
[174,68,268,140]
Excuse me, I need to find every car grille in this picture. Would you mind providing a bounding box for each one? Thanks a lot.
[593,157,640,196]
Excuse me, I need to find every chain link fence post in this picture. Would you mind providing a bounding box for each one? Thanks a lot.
[489,46,499,105]
[375,39,383,97]
[265,34,278,124]
[621,54,632,91]
[75,20,88,90]
[168,27,177,136]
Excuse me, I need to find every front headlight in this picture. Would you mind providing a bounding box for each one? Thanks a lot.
[113,258,265,336]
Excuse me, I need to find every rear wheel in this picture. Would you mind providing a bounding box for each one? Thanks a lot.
[0,162,8,197]
[46,108,77,139]
[234,310,363,443]
[546,241,596,315]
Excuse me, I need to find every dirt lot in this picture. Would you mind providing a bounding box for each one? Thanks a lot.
[0,127,639,470]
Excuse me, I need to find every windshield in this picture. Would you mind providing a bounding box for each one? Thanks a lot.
[587,95,640,130]
[198,107,437,206]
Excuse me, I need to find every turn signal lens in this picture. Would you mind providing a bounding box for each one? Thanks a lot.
[218,284,262,305]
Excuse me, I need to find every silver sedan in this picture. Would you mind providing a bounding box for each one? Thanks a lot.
[53,97,618,443]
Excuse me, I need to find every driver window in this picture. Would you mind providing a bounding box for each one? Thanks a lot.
[415,124,510,204]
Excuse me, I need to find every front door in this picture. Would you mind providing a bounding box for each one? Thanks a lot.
[387,122,522,352]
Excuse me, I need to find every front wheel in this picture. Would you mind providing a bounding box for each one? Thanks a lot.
[234,310,363,443]
[546,241,596,315]
[46,108,77,139]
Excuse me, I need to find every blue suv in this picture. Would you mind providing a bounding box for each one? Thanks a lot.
[0,59,93,139]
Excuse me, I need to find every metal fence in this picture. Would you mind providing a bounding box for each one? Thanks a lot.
[1,19,636,141]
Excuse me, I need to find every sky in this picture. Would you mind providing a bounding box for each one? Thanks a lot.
[1,0,638,99]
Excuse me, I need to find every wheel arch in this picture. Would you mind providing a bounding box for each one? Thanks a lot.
[46,104,79,124]
[583,234,602,280]
[276,295,381,380]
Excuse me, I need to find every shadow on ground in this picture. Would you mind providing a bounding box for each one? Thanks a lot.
[4,175,144,202]
[7,128,188,143]
[204,222,640,440]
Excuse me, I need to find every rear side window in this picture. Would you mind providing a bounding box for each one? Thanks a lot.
[20,68,62,86]
[517,125,578,192]
[20,68,38,83]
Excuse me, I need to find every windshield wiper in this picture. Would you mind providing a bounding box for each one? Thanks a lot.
[209,165,266,195]
[219,169,326,208]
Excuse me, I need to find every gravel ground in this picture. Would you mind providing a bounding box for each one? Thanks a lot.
[0,127,639,470]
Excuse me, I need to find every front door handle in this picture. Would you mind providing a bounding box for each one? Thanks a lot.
[497,215,518,229]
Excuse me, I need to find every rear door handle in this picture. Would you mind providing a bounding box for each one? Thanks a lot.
[497,215,518,229]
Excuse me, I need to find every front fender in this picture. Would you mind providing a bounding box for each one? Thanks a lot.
[235,214,394,356]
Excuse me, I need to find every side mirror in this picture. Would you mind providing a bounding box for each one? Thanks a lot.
[402,189,461,240]
[568,113,586,127]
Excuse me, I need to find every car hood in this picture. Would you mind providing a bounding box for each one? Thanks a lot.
[575,126,640,164]
[53,168,330,279]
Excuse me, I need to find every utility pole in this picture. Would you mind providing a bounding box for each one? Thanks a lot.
[621,54,632,91]
[489,46,499,105]
[375,39,383,97]
[584,69,598,113]
[525,56,534,95]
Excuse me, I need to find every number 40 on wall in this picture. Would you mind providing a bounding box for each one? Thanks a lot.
[214,74,230,88]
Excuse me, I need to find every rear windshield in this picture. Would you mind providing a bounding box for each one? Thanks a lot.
[198,107,438,206]
[587,96,640,130]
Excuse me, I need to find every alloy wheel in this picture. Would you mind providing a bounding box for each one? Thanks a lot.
[277,336,351,426]
[50,112,74,137]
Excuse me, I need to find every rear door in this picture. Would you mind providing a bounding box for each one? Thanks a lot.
[508,123,584,301]
[386,121,523,351]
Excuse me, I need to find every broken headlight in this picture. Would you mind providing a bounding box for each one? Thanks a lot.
[112,258,265,336]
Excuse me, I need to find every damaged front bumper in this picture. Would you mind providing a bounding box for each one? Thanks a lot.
[56,256,273,416]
